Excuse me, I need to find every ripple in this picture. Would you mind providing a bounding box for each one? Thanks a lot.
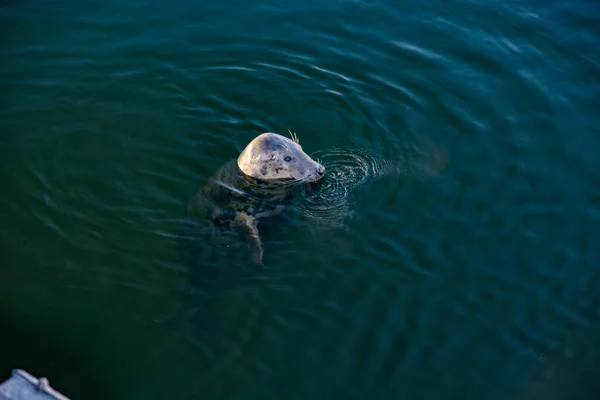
[288,147,396,228]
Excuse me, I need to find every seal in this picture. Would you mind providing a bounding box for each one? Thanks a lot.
[185,131,326,266]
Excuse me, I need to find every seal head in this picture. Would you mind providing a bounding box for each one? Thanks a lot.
[237,132,325,183]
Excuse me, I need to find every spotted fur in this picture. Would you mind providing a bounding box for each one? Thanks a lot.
[186,132,325,265]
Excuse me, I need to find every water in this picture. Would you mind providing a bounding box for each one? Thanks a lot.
[1,1,599,399]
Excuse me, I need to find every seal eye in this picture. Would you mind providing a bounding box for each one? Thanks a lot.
[284,156,292,162]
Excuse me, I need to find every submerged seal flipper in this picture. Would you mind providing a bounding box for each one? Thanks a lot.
[231,211,263,266]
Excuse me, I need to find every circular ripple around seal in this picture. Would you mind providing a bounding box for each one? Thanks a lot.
[291,148,395,229]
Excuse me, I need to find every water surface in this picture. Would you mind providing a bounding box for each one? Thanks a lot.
[1,1,600,399]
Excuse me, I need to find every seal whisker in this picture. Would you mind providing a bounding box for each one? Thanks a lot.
[288,129,300,144]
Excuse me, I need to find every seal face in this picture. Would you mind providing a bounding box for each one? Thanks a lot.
[237,132,325,182]
[186,132,326,266]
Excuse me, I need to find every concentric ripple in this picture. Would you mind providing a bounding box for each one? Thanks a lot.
[289,147,396,228]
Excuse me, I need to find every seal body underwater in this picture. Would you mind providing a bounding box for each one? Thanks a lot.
[185,132,326,265]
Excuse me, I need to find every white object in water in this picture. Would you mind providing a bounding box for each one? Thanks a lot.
[0,369,70,400]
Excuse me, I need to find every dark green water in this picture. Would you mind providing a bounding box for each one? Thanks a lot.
[2,0,600,399]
